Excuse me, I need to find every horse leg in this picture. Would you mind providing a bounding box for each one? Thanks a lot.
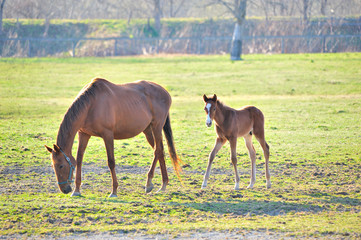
[71,131,90,197]
[201,137,226,189]
[143,125,155,149]
[254,133,271,189]
[144,125,156,193]
[154,127,168,192]
[229,137,240,190]
[244,133,257,189]
[103,133,118,198]
[145,153,157,193]
[145,126,167,193]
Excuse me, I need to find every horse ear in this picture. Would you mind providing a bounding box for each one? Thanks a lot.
[212,94,217,102]
[45,145,53,153]
[203,94,208,102]
[53,144,61,153]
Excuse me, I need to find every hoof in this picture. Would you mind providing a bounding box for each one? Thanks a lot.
[201,181,207,189]
[156,186,166,193]
[266,182,272,189]
[109,193,117,198]
[71,191,81,197]
[145,183,154,194]
[247,184,254,189]
[234,184,240,191]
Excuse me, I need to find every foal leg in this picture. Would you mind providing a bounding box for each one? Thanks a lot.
[229,137,240,190]
[103,133,118,198]
[72,131,90,197]
[244,134,257,189]
[255,134,271,189]
[201,137,226,189]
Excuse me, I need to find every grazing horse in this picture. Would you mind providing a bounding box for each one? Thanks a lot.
[45,78,182,197]
[201,94,271,190]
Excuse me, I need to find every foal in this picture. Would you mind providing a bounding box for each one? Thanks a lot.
[202,94,271,190]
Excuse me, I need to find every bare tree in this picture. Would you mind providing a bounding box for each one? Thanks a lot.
[320,0,328,15]
[153,0,162,33]
[0,0,6,35]
[258,0,270,20]
[302,0,309,21]
[168,0,187,17]
[210,0,247,60]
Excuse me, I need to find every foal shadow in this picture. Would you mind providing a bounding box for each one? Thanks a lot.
[184,199,324,216]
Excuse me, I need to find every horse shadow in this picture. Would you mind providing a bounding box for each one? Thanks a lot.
[307,190,361,208]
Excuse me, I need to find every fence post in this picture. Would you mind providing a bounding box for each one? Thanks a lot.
[307,36,310,53]
[114,39,117,56]
[27,40,31,57]
[198,38,202,54]
[72,41,76,57]
[156,38,159,54]
[281,37,285,54]
[322,36,326,53]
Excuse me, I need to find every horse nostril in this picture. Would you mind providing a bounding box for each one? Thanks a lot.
[63,185,72,194]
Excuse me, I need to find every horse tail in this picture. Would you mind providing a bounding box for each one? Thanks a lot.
[163,114,183,184]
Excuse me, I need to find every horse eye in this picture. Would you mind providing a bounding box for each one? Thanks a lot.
[59,165,64,169]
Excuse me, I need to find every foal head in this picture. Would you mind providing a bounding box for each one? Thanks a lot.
[45,144,75,194]
[203,94,217,127]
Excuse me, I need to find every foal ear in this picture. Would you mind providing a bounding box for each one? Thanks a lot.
[53,144,61,153]
[203,94,208,102]
[45,145,53,153]
[212,94,217,102]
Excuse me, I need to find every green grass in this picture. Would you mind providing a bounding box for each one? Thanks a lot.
[0,53,360,238]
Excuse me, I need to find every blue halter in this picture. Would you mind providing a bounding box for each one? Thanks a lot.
[58,149,75,185]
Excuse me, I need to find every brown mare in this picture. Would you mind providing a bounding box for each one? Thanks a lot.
[45,78,182,197]
[202,94,271,190]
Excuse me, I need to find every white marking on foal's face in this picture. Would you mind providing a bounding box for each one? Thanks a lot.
[205,103,212,127]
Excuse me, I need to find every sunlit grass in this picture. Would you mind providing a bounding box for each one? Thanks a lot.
[0,53,360,237]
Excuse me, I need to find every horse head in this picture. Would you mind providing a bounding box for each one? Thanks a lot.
[203,94,217,127]
[45,144,75,194]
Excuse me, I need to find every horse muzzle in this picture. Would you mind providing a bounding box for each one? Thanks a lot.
[206,120,212,127]
[60,184,72,194]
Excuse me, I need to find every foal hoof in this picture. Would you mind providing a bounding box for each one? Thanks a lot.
[266,182,272,189]
[145,184,154,194]
[71,191,81,197]
[108,193,117,198]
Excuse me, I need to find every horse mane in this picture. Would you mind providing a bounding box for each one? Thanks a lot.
[56,78,106,147]
[216,100,232,112]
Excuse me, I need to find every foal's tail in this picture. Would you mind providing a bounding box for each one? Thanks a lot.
[163,114,183,183]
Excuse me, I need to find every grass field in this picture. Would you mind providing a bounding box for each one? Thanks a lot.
[0,53,360,238]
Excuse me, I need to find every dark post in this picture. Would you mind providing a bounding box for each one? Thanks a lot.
[27,40,31,57]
